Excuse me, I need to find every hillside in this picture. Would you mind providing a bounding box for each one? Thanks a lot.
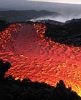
[45,18,81,46]
[0,10,59,22]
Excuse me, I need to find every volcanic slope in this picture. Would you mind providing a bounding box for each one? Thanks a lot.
[0,22,81,96]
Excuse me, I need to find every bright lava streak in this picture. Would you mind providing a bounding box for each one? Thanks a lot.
[0,23,81,96]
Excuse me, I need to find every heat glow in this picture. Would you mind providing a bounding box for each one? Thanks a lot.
[0,22,81,96]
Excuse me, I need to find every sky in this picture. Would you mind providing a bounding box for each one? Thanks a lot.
[0,0,81,4]
[30,0,81,4]
[0,0,81,10]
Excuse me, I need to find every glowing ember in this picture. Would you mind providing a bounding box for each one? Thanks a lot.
[0,22,81,96]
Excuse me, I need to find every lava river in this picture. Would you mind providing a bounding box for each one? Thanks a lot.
[0,22,81,96]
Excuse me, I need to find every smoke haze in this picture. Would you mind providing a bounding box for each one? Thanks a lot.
[30,14,81,22]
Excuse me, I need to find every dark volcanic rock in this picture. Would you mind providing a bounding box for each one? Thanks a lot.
[0,60,81,100]
[45,18,81,46]
[0,20,9,31]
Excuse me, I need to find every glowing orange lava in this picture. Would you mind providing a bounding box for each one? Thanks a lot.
[0,22,81,96]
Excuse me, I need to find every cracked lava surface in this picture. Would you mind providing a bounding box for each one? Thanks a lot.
[0,22,81,96]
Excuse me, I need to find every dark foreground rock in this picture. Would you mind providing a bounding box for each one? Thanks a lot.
[0,59,81,100]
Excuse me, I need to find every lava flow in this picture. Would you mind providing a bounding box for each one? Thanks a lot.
[0,22,81,96]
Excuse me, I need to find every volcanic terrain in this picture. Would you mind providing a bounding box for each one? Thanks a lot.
[0,21,81,96]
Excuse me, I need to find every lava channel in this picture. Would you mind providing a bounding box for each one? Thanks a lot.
[0,22,81,96]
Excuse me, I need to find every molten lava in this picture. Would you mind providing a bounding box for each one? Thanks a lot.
[0,22,81,96]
